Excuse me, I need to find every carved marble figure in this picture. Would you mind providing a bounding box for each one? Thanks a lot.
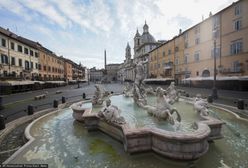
[98,98,126,124]
[194,95,209,116]
[92,84,110,106]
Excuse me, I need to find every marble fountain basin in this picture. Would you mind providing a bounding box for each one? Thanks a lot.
[4,95,248,168]
[72,95,225,160]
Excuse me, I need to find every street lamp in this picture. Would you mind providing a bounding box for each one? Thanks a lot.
[212,40,218,99]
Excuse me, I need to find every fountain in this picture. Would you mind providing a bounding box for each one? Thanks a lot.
[69,60,225,160]
[2,61,248,168]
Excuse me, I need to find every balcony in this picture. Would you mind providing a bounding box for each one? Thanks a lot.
[164,61,173,70]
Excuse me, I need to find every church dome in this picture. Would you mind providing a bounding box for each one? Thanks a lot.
[140,22,156,44]
[140,32,156,44]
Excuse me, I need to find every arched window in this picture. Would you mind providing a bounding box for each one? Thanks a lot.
[202,70,210,77]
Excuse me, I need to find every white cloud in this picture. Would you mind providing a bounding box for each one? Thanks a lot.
[20,0,69,28]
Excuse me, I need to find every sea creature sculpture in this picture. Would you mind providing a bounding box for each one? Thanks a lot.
[92,84,110,106]
[98,98,126,124]
[194,95,209,116]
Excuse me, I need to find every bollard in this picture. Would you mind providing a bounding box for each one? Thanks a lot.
[53,100,58,108]
[0,96,4,110]
[0,115,5,130]
[62,96,66,104]
[207,95,213,103]
[27,105,34,115]
[237,99,244,110]
[82,93,86,99]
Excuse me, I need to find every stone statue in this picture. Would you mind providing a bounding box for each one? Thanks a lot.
[123,83,133,97]
[98,98,126,124]
[194,94,209,116]
[133,60,147,106]
[164,82,179,104]
[141,87,181,125]
[145,86,156,95]
[92,84,110,106]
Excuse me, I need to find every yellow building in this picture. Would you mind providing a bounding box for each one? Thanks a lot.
[149,38,175,78]
[38,47,65,81]
[149,0,248,90]
[63,58,73,82]
[0,27,39,80]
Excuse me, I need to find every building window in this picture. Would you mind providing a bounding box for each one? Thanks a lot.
[184,55,188,64]
[35,52,39,57]
[38,64,41,70]
[3,71,7,77]
[211,47,220,58]
[24,47,29,54]
[195,26,200,34]
[235,5,241,16]
[175,47,179,52]
[168,49,171,55]
[48,66,51,72]
[11,57,15,65]
[44,65,46,71]
[1,54,8,64]
[196,71,199,76]
[212,29,220,39]
[232,61,241,72]
[195,38,200,45]
[234,20,242,31]
[183,32,188,40]
[163,51,165,57]
[184,42,188,48]
[194,52,200,62]
[230,40,243,55]
[30,50,34,56]
[175,58,179,65]
[11,42,15,50]
[30,62,33,69]
[212,15,220,30]
[18,45,23,52]
[1,38,6,47]
[25,61,29,70]
[19,59,22,67]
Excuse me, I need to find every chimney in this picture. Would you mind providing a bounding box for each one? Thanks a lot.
[179,29,182,35]
[209,12,212,17]
[104,49,107,70]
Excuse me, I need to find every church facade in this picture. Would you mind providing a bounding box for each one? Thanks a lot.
[120,22,164,82]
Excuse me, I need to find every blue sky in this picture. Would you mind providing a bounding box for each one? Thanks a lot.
[0,0,235,68]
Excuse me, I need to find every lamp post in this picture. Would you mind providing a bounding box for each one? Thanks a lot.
[212,40,218,99]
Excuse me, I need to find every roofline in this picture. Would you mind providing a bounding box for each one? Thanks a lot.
[148,0,242,54]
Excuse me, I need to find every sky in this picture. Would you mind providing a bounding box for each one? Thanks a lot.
[0,0,237,69]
